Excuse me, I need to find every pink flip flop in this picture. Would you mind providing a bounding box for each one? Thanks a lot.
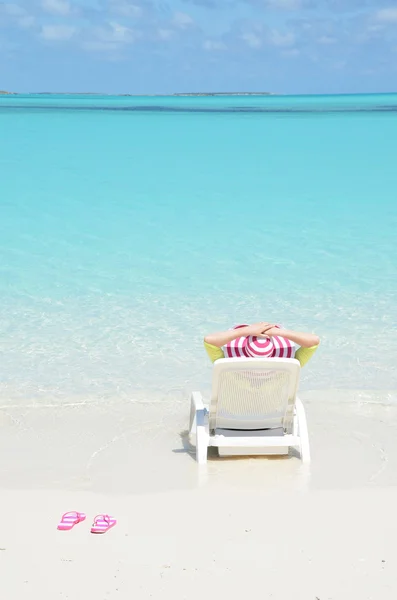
[57,511,86,531]
[90,514,117,534]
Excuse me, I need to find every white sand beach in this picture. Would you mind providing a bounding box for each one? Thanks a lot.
[1,388,397,599]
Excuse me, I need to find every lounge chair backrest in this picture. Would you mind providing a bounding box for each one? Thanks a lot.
[209,358,300,433]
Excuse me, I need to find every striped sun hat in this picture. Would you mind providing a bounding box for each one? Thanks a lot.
[224,324,295,359]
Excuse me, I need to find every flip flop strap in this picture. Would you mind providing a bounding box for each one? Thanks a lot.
[62,511,80,521]
[94,514,110,526]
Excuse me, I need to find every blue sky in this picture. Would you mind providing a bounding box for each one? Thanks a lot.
[1,0,397,93]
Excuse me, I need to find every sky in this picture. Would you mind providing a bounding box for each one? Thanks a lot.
[0,0,397,94]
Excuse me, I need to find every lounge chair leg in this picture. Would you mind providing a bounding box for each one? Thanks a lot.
[189,397,197,445]
[295,397,311,463]
[196,407,209,464]
[189,392,209,462]
[196,428,208,464]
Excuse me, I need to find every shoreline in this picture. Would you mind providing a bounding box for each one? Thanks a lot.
[1,387,397,494]
[1,386,396,408]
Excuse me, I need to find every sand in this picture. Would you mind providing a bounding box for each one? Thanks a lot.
[1,388,397,599]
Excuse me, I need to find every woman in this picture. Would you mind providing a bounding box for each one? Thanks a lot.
[204,322,320,367]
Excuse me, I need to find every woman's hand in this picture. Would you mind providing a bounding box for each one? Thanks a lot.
[259,326,280,337]
[205,322,320,349]
[204,322,275,348]
[245,322,276,337]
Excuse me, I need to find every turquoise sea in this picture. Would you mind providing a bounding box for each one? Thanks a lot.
[1,93,396,408]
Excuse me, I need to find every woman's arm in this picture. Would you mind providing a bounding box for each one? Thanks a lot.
[204,322,275,348]
[266,327,320,348]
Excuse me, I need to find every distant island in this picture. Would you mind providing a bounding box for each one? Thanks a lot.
[173,92,273,96]
[0,91,274,97]
[0,90,15,95]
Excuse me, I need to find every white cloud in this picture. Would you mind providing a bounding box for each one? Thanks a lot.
[18,14,35,28]
[41,24,76,40]
[41,0,71,16]
[96,21,137,43]
[376,8,397,23]
[0,2,35,27]
[282,48,299,57]
[203,40,226,51]
[1,3,25,16]
[81,21,139,52]
[109,0,142,17]
[81,21,143,54]
[158,29,174,41]
[332,60,346,70]
[82,41,122,53]
[265,0,301,9]
[367,24,383,33]
[268,30,295,47]
[172,12,194,29]
[241,32,262,48]
[317,35,337,44]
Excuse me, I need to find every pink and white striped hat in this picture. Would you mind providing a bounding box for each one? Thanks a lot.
[224,324,295,359]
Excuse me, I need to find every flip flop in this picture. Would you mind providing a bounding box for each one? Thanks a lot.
[57,511,86,531]
[90,514,117,534]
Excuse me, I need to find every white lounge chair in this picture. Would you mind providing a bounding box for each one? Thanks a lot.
[189,357,310,464]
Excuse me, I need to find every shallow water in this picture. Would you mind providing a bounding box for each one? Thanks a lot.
[0,93,396,405]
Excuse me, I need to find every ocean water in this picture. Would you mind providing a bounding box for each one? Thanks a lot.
[0,93,396,407]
